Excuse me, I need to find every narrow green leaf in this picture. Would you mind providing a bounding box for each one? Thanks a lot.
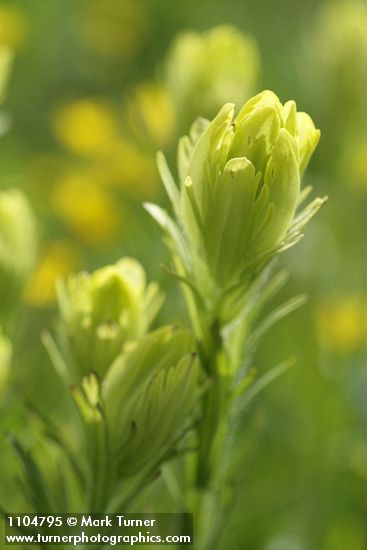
[156,151,180,215]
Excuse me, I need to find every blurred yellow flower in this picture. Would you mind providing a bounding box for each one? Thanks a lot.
[80,0,147,58]
[51,99,119,157]
[52,171,122,245]
[25,241,82,307]
[50,95,160,199]
[0,5,28,49]
[127,82,175,147]
[315,296,367,355]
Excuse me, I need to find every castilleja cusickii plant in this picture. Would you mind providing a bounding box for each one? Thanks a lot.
[148,90,324,324]
[147,90,326,548]
[5,90,325,550]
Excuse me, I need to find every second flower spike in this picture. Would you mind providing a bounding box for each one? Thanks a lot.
[57,257,163,377]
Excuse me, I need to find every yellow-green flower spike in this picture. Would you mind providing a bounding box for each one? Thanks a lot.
[57,257,163,377]
[103,326,200,476]
[149,90,325,321]
[181,91,321,286]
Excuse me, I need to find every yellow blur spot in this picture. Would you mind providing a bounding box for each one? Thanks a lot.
[52,172,122,245]
[50,96,159,199]
[0,6,28,49]
[127,82,175,147]
[80,0,147,58]
[52,99,119,157]
[25,241,82,307]
[315,297,367,355]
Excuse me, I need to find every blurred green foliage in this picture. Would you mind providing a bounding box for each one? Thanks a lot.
[1,0,367,548]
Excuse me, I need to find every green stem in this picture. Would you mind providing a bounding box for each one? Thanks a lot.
[195,317,223,486]
[88,413,110,513]
[184,293,240,549]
